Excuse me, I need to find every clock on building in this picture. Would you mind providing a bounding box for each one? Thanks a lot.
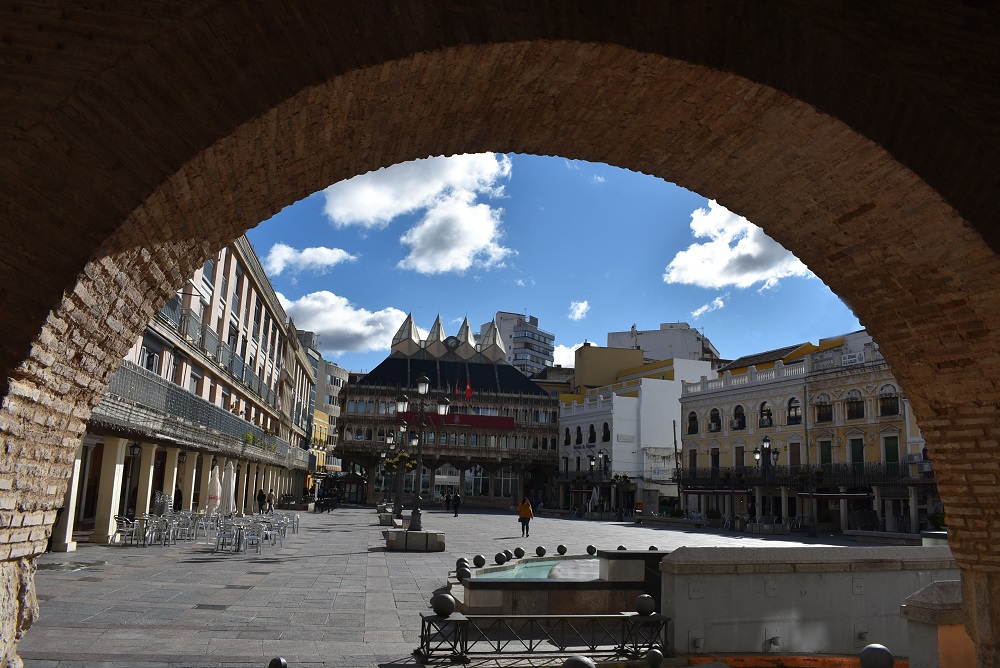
[444,336,460,350]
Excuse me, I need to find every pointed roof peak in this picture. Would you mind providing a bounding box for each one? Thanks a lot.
[391,312,420,347]
[456,317,474,345]
[427,314,446,342]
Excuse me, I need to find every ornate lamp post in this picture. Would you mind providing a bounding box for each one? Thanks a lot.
[390,422,408,520]
[396,375,450,532]
[753,435,780,519]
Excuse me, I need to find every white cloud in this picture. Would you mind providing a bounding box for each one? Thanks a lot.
[515,278,536,288]
[568,300,590,321]
[321,153,514,274]
[397,192,514,274]
[664,200,813,289]
[277,291,409,354]
[591,175,605,184]
[264,243,357,276]
[691,292,730,319]
[554,342,584,367]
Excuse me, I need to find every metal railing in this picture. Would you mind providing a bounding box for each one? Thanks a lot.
[91,360,301,468]
[416,612,667,663]
[674,461,933,488]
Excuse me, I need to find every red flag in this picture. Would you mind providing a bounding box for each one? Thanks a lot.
[454,380,460,397]
[465,377,473,399]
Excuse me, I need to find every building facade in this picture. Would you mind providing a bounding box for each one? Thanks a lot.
[607,322,724,367]
[298,331,349,477]
[50,236,315,550]
[337,314,560,508]
[480,311,555,376]
[557,351,713,514]
[677,330,937,533]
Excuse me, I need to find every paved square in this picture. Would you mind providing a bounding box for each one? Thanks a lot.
[21,506,858,667]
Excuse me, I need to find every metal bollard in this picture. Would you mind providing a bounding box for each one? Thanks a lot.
[267,658,288,668]
[859,643,894,668]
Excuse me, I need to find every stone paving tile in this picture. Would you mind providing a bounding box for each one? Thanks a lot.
[21,505,858,667]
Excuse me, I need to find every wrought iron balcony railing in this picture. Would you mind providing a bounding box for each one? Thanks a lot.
[674,461,933,489]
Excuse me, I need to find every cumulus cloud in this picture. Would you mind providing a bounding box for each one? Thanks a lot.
[264,243,357,276]
[321,153,514,274]
[554,342,584,367]
[515,278,536,288]
[691,292,730,319]
[592,175,605,184]
[664,200,813,289]
[277,291,410,354]
[397,192,513,274]
[568,300,590,321]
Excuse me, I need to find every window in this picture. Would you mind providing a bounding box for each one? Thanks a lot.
[815,394,833,423]
[759,402,773,428]
[575,426,583,445]
[564,428,571,446]
[846,389,865,420]
[686,411,699,435]
[588,424,596,443]
[708,409,721,432]
[602,422,611,442]
[140,346,160,374]
[879,384,899,416]
[787,397,802,425]
[731,405,746,430]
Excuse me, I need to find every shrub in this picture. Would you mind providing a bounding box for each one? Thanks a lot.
[706,508,722,520]
[668,507,684,518]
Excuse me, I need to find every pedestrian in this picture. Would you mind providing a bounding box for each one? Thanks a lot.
[518,496,534,537]
[173,484,183,512]
[256,488,266,514]
[266,488,276,513]
[445,492,452,511]
[453,493,461,517]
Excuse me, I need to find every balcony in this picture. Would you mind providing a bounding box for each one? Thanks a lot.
[674,461,933,489]
[179,309,203,346]
[90,360,299,468]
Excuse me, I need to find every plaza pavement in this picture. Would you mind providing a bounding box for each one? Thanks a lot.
[20,505,860,668]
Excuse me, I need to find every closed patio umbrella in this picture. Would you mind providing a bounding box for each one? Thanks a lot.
[220,461,236,516]
[207,465,222,514]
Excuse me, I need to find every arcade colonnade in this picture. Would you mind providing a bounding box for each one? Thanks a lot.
[2,4,1000,666]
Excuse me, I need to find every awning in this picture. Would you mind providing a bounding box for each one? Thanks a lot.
[796,492,870,500]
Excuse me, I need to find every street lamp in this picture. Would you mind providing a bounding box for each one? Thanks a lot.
[390,421,408,520]
[396,374,450,532]
[753,435,780,520]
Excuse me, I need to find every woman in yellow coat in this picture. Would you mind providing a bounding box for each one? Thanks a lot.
[517,496,534,537]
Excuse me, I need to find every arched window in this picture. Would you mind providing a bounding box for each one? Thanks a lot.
[564,428,571,446]
[846,389,865,420]
[686,411,699,435]
[732,405,746,430]
[879,384,899,416]
[575,426,583,445]
[787,397,802,425]
[815,393,832,423]
[708,409,721,432]
[759,402,773,428]
[602,422,611,442]
[588,424,597,443]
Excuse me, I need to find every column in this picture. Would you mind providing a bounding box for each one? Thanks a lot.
[181,455,197,511]
[780,487,789,520]
[235,461,247,513]
[162,447,180,501]
[90,437,127,543]
[516,467,525,503]
[197,454,214,512]
[873,487,883,528]
[75,443,95,523]
[365,462,378,503]
[51,444,83,552]
[839,486,849,530]
[909,486,920,534]
[428,466,437,504]
[134,442,157,516]
[459,468,467,499]
[754,486,763,519]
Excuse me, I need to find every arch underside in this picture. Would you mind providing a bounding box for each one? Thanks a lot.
[2,3,1000,663]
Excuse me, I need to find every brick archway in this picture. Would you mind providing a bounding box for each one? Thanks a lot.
[2,4,999,665]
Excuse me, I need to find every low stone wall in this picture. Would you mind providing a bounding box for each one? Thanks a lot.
[661,545,958,658]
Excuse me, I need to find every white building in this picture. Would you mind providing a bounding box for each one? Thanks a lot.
[557,357,713,514]
[607,322,723,367]
[480,311,555,376]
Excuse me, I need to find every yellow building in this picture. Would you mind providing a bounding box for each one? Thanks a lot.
[678,330,937,535]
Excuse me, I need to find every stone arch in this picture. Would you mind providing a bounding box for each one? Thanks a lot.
[2,4,1000,663]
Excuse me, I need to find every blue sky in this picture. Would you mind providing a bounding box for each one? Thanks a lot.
[246,153,861,373]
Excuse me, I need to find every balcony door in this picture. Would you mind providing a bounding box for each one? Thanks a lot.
[883,435,900,476]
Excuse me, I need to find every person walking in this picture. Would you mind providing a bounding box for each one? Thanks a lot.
[517,496,534,537]
[256,488,266,514]
[453,493,461,517]
[266,488,276,513]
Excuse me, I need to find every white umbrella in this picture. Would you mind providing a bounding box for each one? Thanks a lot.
[220,461,236,515]
[207,465,222,514]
